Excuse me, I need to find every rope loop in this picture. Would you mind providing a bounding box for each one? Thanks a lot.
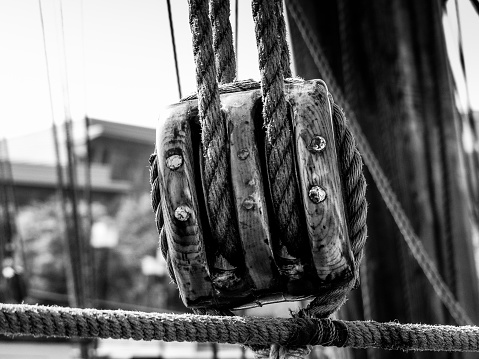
[153,2,368,357]
[210,0,236,83]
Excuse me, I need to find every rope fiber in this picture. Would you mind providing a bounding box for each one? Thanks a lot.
[2,304,479,352]
[187,0,243,271]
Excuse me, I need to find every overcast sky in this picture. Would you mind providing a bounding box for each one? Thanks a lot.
[1,0,478,139]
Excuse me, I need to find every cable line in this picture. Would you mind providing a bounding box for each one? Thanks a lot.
[79,0,95,306]
[166,0,182,99]
[235,0,239,74]
[38,0,78,308]
[58,0,87,311]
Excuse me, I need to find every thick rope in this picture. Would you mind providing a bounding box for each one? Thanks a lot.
[188,0,242,269]
[210,0,236,83]
[285,0,473,326]
[251,0,307,276]
[276,0,292,78]
[3,304,479,352]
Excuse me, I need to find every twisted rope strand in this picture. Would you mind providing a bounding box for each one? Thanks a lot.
[210,0,236,83]
[331,102,367,266]
[2,304,479,352]
[188,0,241,266]
[276,0,292,78]
[285,0,473,326]
[252,0,305,260]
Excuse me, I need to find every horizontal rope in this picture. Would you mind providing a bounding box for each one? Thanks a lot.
[1,304,479,351]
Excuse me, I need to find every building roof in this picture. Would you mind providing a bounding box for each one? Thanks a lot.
[88,119,156,144]
[10,162,131,193]
[5,119,155,165]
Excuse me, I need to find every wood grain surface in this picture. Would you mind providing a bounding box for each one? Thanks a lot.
[157,102,215,307]
[223,90,276,292]
[157,79,353,309]
[286,80,354,282]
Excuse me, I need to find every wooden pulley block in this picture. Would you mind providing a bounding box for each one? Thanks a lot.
[156,79,354,309]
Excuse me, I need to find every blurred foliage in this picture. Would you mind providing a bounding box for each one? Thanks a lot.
[15,194,183,311]
[17,200,68,297]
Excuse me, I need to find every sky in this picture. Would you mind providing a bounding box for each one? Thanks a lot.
[0,0,260,139]
[0,0,478,140]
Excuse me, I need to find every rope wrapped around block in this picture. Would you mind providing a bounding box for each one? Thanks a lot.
[2,304,479,352]
[150,79,367,315]
[153,1,367,357]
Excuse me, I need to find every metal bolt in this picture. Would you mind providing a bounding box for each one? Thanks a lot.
[308,136,326,153]
[242,196,255,210]
[166,154,183,170]
[308,186,327,204]
[174,205,191,221]
[237,148,250,160]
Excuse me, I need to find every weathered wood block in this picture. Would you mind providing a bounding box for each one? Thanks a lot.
[156,79,354,309]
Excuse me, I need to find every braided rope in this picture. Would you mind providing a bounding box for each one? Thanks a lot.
[3,304,479,352]
[330,101,367,269]
[285,0,473,326]
[276,0,292,78]
[210,0,236,83]
[188,0,241,268]
[251,0,307,270]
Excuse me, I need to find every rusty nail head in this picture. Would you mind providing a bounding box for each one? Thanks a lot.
[309,186,327,204]
[237,148,250,160]
[308,136,326,153]
[174,205,192,221]
[166,154,183,170]
[242,196,255,210]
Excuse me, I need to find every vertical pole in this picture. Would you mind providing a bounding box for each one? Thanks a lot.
[286,1,479,359]
[83,116,94,306]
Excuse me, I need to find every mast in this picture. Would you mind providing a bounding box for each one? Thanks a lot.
[286,1,479,358]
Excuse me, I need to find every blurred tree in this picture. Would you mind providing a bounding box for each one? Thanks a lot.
[111,194,184,311]
[16,195,183,311]
[17,200,69,300]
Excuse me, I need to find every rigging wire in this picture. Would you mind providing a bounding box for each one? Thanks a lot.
[58,0,87,310]
[38,0,77,308]
[58,2,91,357]
[166,0,182,99]
[235,0,239,74]
[454,0,477,134]
[469,0,479,16]
[79,0,95,307]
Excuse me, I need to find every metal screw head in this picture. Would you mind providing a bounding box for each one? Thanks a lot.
[174,205,191,221]
[242,196,255,210]
[166,154,183,170]
[308,136,327,153]
[237,148,250,160]
[308,186,327,204]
